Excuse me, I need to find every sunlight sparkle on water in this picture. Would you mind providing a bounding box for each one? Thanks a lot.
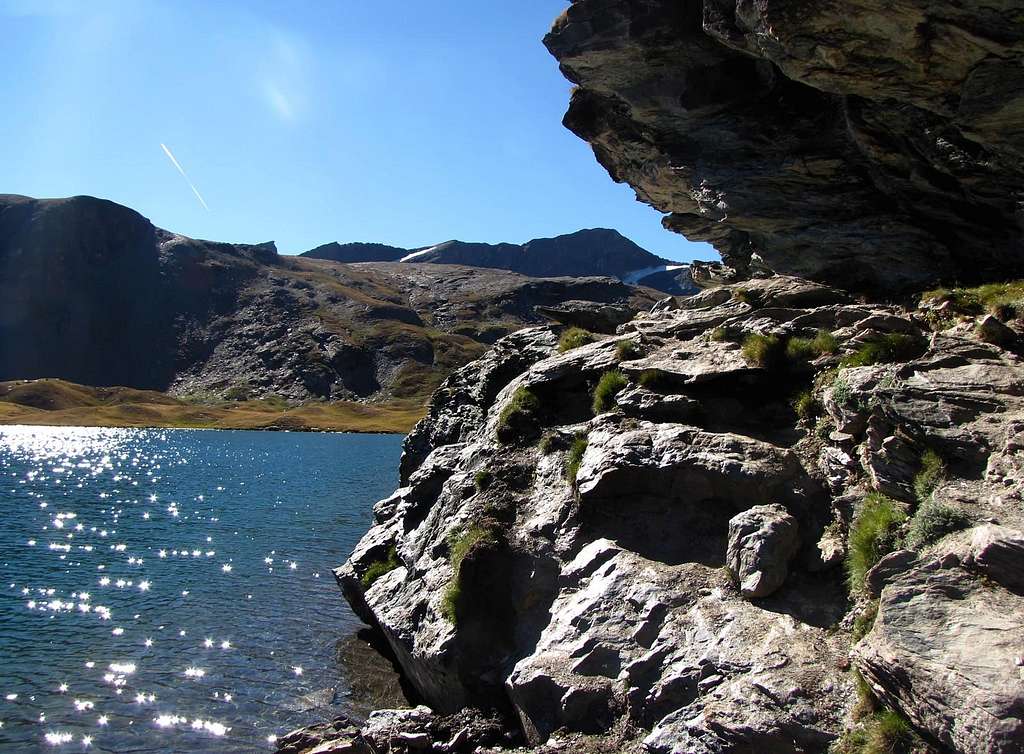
[0,425,403,752]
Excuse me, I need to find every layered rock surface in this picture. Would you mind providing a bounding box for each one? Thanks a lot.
[306,276,1024,753]
[543,0,1024,291]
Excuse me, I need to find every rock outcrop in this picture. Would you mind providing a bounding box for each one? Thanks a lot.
[543,0,1024,291]
[314,275,1024,753]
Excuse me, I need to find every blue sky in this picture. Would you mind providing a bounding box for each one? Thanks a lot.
[0,0,715,262]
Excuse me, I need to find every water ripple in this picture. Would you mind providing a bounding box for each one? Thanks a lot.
[0,426,401,752]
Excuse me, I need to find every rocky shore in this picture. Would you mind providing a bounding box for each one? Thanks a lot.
[279,275,1024,753]
[278,1,1024,752]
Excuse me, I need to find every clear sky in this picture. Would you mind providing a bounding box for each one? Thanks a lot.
[0,0,716,262]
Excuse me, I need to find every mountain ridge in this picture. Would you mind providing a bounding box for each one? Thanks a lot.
[301,227,699,295]
[0,193,660,412]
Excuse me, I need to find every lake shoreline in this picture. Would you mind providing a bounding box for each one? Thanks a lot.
[0,419,411,435]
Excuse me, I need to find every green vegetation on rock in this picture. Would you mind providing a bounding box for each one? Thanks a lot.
[638,369,672,390]
[740,333,785,368]
[792,390,820,421]
[538,432,560,454]
[565,433,589,486]
[442,525,495,624]
[592,370,628,414]
[558,327,594,353]
[832,374,867,412]
[496,386,542,444]
[906,503,972,550]
[786,329,840,360]
[921,280,1024,318]
[913,449,946,503]
[709,326,731,342]
[815,416,835,441]
[847,494,907,593]
[361,545,400,589]
[833,708,918,754]
[840,334,924,368]
[852,600,879,642]
[474,470,494,492]
[615,339,641,360]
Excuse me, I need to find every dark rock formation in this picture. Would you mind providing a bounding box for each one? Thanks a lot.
[0,194,657,404]
[302,228,701,296]
[302,241,408,264]
[543,1,1024,291]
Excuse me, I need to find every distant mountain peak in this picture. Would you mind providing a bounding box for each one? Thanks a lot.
[300,229,696,295]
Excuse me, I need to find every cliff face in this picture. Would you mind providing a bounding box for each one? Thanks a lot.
[543,0,1024,291]
[0,195,657,404]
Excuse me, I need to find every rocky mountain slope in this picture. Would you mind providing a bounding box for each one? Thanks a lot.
[0,194,658,406]
[301,229,699,296]
[279,1,1024,753]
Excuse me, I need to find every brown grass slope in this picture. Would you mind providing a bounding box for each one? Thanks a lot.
[0,379,423,433]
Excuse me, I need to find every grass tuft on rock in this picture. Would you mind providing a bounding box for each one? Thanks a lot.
[840,334,925,368]
[615,339,641,360]
[592,370,628,414]
[847,494,907,593]
[740,333,785,368]
[361,545,400,589]
[852,600,879,642]
[834,707,918,754]
[815,416,835,441]
[786,329,840,360]
[851,668,878,720]
[792,390,820,421]
[559,327,594,353]
[913,449,946,503]
[906,503,972,550]
[538,432,560,454]
[473,469,493,492]
[565,433,588,486]
[441,526,495,624]
[921,280,1024,318]
[638,369,672,390]
[496,386,541,444]
[709,326,732,342]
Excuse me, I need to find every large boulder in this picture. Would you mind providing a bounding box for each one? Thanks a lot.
[727,504,800,599]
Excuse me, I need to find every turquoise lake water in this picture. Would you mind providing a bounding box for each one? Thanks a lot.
[0,426,403,752]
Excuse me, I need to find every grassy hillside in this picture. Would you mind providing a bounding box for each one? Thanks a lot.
[0,379,424,433]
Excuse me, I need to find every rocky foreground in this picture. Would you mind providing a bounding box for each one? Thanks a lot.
[279,276,1024,753]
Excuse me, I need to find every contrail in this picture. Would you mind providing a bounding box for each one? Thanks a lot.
[160,143,210,211]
